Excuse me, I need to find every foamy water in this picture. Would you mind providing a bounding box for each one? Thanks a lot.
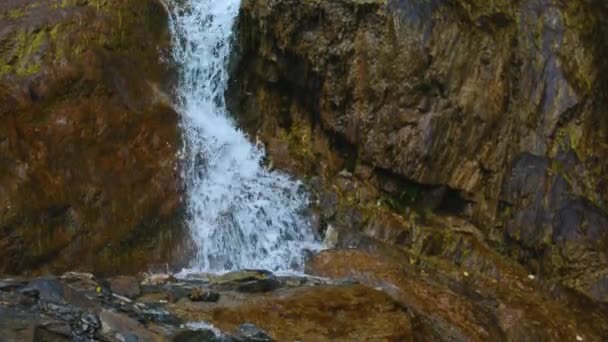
[164,0,319,272]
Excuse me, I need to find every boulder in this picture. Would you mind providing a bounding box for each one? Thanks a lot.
[108,276,141,299]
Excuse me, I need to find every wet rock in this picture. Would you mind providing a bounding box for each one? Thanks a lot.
[134,303,181,326]
[108,276,141,299]
[33,326,71,342]
[72,312,101,340]
[171,329,222,342]
[0,279,27,292]
[231,0,608,302]
[169,284,413,341]
[233,324,274,342]
[210,270,281,293]
[189,288,220,302]
[21,278,64,303]
[211,270,273,284]
[98,309,164,341]
[0,308,41,341]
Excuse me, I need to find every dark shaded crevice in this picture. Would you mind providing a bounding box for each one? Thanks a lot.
[327,131,358,173]
[372,167,471,217]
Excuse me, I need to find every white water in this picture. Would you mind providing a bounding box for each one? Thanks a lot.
[164,0,319,272]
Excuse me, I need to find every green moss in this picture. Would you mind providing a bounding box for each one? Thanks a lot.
[7,8,26,19]
[0,28,47,77]
[287,121,315,163]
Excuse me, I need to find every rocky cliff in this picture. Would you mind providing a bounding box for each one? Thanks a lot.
[0,0,187,275]
[229,0,608,303]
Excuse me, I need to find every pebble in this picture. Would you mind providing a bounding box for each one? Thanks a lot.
[528,274,536,280]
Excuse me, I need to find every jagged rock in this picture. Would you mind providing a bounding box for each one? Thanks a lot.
[230,0,608,302]
[235,278,280,294]
[98,309,164,341]
[134,303,181,326]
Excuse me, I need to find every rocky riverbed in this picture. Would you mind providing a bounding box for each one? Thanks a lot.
[1,248,608,341]
[0,268,406,341]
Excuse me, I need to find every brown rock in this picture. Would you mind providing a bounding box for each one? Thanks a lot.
[230,0,608,302]
[0,0,189,275]
[188,288,220,303]
[108,276,141,299]
[99,309,164,341]
[307,249,607,341]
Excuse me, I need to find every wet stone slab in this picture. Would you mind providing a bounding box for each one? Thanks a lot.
[0,270,338,341]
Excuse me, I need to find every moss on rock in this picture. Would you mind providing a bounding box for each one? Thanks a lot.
[0,0,189,275]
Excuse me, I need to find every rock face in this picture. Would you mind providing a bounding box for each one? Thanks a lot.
[0,0,188,274]
[229,0,608,302]
[307,248,608,341]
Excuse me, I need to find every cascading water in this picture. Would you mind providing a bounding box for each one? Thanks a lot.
[164,0,319,272]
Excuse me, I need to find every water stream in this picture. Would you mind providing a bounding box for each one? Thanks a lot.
[164,0,319,272]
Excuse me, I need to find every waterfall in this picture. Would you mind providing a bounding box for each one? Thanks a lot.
[164,0,319,272]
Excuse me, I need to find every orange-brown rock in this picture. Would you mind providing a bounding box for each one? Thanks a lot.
[307,248,608,341]
[0,0,188,275]
[229,0,608,303]
[169,284,413,341]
